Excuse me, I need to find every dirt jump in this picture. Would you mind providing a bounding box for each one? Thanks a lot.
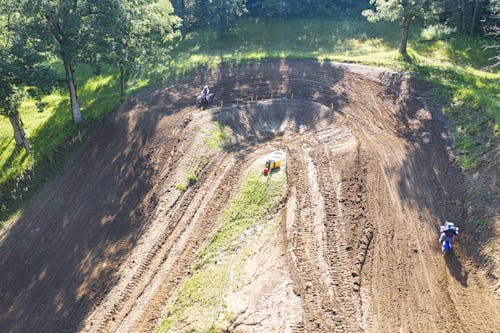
[0,59,498,333]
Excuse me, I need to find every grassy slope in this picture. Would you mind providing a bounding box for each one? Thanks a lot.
[0,62,149,224]
[157,172,285,332]
[0,18,497,223]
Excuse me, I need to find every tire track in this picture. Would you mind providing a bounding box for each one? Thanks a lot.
[284,146,338,332]
[125,153,249,332]
[85,148,225,333]
[313,147,364,332]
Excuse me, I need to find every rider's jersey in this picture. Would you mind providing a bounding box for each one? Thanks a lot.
[443,229,457,237]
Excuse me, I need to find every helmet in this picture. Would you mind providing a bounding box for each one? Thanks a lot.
[445,221,455,230]
[204,85,208,89]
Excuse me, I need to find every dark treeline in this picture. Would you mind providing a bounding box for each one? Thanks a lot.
[173,0,499,38]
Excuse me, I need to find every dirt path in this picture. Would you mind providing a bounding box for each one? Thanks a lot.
[0,60,498,333]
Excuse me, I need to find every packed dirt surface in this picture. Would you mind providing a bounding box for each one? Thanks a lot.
[1,59,499,333]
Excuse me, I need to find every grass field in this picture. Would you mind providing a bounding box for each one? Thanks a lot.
[0,18,498,223]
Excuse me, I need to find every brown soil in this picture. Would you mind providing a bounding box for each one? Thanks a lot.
[0,59,498,333]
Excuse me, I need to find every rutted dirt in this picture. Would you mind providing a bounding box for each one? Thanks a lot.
[0,59,499,333]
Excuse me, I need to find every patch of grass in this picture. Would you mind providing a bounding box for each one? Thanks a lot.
[157,172,285,332]
[175,182,186,192]
[472,218,490,231]
[187,168,198,185]
[203,122,233,150]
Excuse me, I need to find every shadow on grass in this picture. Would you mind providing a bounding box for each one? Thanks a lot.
[0,68,124,223]
[167,19,403,68]
[412,33,498,70]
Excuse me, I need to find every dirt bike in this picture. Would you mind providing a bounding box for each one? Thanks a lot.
[196,93,214,108]
[440,222,458,254]
[442,238,452,253]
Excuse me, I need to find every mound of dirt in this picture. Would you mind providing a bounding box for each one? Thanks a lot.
[0,59,498,333]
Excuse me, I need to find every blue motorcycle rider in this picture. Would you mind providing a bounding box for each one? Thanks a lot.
[439,221,458,248]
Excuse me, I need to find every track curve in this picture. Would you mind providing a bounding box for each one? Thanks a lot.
[0,59,498,333]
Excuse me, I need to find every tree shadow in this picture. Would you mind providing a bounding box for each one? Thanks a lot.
[203,59,348,138]
[0,97,164,332]
[390,75,496,284]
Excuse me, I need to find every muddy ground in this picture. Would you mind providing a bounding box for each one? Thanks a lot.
[0,59,498,333]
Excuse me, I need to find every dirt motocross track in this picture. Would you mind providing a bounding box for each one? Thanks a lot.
[1,60,499,333]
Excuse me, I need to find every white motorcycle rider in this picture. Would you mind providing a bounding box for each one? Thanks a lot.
[197,85,213,106]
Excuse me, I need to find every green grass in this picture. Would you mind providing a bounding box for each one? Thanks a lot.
[175,182,186,192]
[203,121,233,150]
[187,168,198,185]
[1,17,498,223]
[156,172,285,332]
[0,61,137,222]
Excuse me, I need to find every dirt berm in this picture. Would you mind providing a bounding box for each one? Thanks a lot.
[0,59,498,333]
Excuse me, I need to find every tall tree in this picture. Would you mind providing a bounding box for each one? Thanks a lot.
[172,0,198,38]
[363,0,443,55]
[485,0,499,69]
[208,0,247,39]
[7,0,113,124]
[106,0,178,98]
[0,4,57,152]
[249,0,285,25]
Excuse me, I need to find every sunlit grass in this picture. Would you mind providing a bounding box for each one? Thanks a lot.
[81,74,114,92]
[0,62,123,222]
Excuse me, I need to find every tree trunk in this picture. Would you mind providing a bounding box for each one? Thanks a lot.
[63,59,83,124]
[180,0,187,39]
[461,0,467,33]
[218,13,226,39]
[200,0,208,26]
[120,65,126,99]
[470,0,480,34]
[399,15,414,55]
[9,113,30,153]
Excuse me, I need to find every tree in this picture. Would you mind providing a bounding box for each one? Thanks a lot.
[173,0,197,39]
[248,0,285,25]
[208,0,247,39]
[363,0,443,55]
[0,87,30,153]
[8,0,114,124]
[485,0,499,70]
[0,4,57,152]
[106,0,179,98]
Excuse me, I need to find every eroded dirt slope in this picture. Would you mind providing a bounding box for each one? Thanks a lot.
[0,60,498,333]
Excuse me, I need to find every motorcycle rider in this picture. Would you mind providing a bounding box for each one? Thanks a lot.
[202,85,210,103]
[439,221,458,245]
